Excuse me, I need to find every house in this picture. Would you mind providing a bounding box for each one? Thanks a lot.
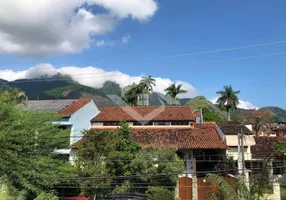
[251,136,286,177]
[218,121,255,161]
[25,99,101,160]
[272,125,286,137]
[73,106,228,176]
[251,136,286,200]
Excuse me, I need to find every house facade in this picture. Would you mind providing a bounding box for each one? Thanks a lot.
[72,106,229,176]
[25,99,100,160]
[218,121,255,161]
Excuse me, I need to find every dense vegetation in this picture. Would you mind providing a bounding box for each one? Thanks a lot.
[75,120,185,199]
[0,89,73,199]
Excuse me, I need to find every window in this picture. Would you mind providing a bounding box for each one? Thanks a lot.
[153,121,171,126]
[133,121,153,126]
[103,122,120,126]
[273,161,285,175]
[171,121,192,125]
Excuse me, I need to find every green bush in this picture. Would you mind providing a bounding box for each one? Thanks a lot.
[146,187,175,200]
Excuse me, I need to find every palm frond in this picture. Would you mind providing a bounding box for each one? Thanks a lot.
[206,173,239,200]
[207,190,223,200]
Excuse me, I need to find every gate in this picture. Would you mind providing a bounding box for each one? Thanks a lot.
[179,177,192,200]
[179,177,235,200]
[197,177,235,200]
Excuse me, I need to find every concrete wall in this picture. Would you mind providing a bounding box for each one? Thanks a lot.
[263,183,281,200]
[225,135,255,160]
[70,100,100,144]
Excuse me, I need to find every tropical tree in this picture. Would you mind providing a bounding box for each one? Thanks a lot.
[202,107,224,122]
[139,75,156,106]
[206,173,249,200]
[164,83,187,105]
[207,158,270,200]
[0,88,28,104]
[75,121,184,198]
[0,99,73,199]
[122,83,143,106]
[244,109,273,135]
[216,86,240,121]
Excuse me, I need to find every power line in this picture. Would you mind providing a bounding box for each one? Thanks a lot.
[8,40,286,72]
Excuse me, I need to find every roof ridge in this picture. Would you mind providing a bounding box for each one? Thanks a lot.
[57,99,92,117]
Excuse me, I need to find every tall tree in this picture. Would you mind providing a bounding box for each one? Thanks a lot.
[122,83,143,106]
[0,99,73,199]
[164,83,187,105]
[0,88,28,104]
[75,121,184,198]
[139,75,156,106]
[202,107,224,122]
[244,109,273,135]
[216,86,240,121]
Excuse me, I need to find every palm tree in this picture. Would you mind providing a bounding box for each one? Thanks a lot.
[216,86,240,121]
[139,75,156,106]
[122,83,142,106]
[206,173,249,200]
[164,83,187,105]
[206,167,269,200]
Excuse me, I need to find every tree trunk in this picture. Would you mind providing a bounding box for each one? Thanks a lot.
[146,93,149,106]
[228,110,231,121]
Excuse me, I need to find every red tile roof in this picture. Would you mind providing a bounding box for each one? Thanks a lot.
[57,99,92,117]
[131,127,228,149]
[74,126,228,149]
[194,122,217,128]
[218,121,253,135]
[91,106,194,122]
[251,136,286,158]
[272,126,286,132]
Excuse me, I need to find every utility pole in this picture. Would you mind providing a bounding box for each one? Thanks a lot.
[240,129,245,177]
[238,128,245,177]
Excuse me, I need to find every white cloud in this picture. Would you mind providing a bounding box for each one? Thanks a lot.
[0,0,158,56]
[210,97,258,110]
[0,64,198,98]
[95,40,105,47]
[121,35,131,44]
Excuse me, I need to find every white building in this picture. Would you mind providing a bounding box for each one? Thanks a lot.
[25,99,102,160]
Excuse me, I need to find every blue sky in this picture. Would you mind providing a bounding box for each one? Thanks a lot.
[0,0,286,109]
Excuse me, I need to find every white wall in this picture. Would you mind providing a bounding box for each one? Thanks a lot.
[70,100,100,144]
[226,135,255,160]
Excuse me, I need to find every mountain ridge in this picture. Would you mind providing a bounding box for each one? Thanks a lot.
[1,76,285,122]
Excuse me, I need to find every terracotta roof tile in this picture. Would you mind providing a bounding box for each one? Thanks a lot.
[194,122,217,128]
[57,99,92,117]
[91,106,194,122]
[218,121,252,135]
[74,126,228,149]
[131,127,228,149]
[251,136,286,158]
[272,126,286,132]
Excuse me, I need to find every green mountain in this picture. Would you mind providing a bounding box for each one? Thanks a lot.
[183,96,227,119]
[260,106,286,122]
[2,76,286,122]
[183,96,286,122]
[0,75,107,100]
